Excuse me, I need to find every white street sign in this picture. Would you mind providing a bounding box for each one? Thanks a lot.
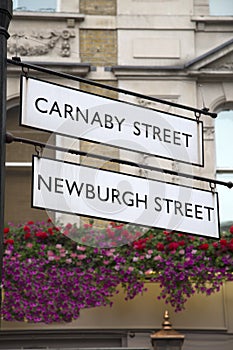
[21,76,204,166]
[32,156,220,238]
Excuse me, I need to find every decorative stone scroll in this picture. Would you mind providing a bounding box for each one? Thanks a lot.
[136,96,179,112]
[203,126,215,141]
[7,29,75,57]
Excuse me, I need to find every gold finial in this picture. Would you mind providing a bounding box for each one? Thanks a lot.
[162,310,172,330]
[151,310,185,344]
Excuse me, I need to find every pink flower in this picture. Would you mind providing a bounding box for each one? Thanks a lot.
[83,223,92,229]
[77,254,86,260]
[26,243,33,248]
[128,266,134,272]
[55,244,62,249]
[106,250,114,256]
[154,255,162,261]
[77,245,86,251]
[65,223,72,229]
[66,258,72,264]
[47,250,54,257]
[5,249,11,255]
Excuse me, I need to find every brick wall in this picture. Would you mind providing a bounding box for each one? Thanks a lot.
[80,0,116,15]
[80,30,117,67]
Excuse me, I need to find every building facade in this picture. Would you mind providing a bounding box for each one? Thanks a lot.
[3,0,233,349]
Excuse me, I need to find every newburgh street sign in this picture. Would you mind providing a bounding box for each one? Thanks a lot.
[32,156,220,238]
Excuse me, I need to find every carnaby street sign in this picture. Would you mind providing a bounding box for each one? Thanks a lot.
[21,76,204,166]
[32,156,220,238]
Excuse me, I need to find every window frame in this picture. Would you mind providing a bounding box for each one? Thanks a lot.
[215,109,233,225]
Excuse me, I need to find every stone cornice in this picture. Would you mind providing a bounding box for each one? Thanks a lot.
[191,16,233,24]
[12,11,85,22]
[7,61,92,77]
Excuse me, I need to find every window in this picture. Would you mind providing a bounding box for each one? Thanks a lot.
[215,110,233,226]
[13,0,57,12]
[209,0,233,16]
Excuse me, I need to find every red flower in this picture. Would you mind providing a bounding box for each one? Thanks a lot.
[163,230,170,236]
[110,222,124,229]
[3,227,9,234]
[27,221,34,225]
[178,240,185,246]
[212,242,218,248]
[24,232,31,240]
[156,243,165,251]
[23,225,30,232]
[199,243,209,250]
[107,228,115,238]
[83,223,93,229]
[48,228,54,235]
[230,226,233,234]
[133,238,148,250]
[35,231,48,239]
[5,238,14,245]
[168,242,179,251]
[220,239,227,247]
[228,243,233,251]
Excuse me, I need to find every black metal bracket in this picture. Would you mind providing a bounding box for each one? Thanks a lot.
[7,58,217,119]
[5,132,232,189]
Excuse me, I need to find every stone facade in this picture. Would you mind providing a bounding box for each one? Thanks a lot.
[4,0,233,349]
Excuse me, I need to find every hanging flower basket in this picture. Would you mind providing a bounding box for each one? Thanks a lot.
[2,220,233,323]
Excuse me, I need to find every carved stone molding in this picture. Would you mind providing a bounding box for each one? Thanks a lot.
[203,52,233,71]
[136,97,179,112]
[204,126,215,141]
[217,62,233,70]
[8,29,75,57]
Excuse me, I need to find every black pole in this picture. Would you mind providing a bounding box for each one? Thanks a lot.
[5,132,233,189]
[0,0,12,326]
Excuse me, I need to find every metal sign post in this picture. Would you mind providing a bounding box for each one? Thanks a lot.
[0,0,12,322]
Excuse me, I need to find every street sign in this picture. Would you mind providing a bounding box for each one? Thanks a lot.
[32,156,220,238]
[21,76,204,166]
